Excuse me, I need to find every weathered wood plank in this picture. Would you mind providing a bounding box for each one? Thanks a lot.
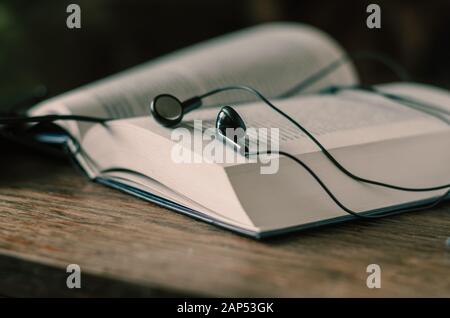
[0,142,449,297]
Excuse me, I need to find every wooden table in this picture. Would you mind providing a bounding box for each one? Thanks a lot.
[0,141,449,297]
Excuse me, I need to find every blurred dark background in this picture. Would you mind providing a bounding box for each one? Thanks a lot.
[1,0,449,111]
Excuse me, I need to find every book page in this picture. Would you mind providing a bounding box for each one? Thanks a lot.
[120,82,449,159]
[30,22,357,138]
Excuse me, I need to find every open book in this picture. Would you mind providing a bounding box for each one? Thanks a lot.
[30,23,450,238]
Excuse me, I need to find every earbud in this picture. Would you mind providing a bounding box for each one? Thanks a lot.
[216,106,249,155]
[216,105,247,135]
[150,94,202,127]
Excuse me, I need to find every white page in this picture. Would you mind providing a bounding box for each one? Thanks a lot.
[30,22,357,139]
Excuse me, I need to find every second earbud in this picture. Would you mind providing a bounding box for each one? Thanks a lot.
[150,94,203,127]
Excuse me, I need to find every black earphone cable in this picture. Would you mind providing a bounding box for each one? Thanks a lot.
[322,85,450,125]
[199,85,450,192]
[0,114,110,125]
[249,150,450,219]
[279,51,411,98]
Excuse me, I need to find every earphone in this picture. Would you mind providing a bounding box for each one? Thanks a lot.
[149,56,450,218]
[2,53,449,220]
[151,87,449,219]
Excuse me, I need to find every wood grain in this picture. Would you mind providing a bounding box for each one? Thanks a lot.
[0,141,449,297]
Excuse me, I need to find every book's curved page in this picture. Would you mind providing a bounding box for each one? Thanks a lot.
[30,22,358,140]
